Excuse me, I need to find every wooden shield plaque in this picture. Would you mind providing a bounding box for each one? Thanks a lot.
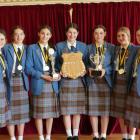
[61,52,86,79]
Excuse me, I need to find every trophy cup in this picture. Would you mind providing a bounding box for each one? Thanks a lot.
[48,48,60,81]
[89,53,102,77]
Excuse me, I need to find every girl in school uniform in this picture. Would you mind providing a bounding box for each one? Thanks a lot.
[55,23,88,140]
[0,29,11,128]
[124,28,140,140]
[26,25,60,140]
[3,26,30,140]
[111,27,137,140]
[87,25,115,140]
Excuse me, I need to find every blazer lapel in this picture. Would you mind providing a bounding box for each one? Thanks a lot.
[36,44,43,65]
[125,45,132,70]
[103,42,108,65]
[90,44,96,55]
[113,46,120,70]
[8,45,14,60]
[62,41,70,53]
[21,46,26,66]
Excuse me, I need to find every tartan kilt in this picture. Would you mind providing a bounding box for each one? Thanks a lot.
[88,77,110,116]
[7,76,30,125]
[60,78,86,115]
[125,78,140,128]
[0,80,11,127]
[32,81,59,119]
[110,74,127,118]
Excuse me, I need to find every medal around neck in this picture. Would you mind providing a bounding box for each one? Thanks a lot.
[44,65,50,71]
[17,64,23,71]
[2,70,6,77]
[118,68,125,75]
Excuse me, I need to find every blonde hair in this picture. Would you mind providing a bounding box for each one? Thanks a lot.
[117,26,131,41]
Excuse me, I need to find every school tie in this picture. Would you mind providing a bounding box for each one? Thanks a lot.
[71,46,76,52]
[97,47,101,56]
[119,48,125,69]
[121,48,125,58]
[17,47,21,57]
[43,46,47,56]
[15,48,22,75]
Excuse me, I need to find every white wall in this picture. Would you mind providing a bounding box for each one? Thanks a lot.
[0,0,140,6]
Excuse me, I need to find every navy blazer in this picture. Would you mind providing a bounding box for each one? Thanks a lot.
[87,42,115,88]
[134,47,140,96]
[113,45,137,93]
[3,44,29,101]
[25,43,59,96]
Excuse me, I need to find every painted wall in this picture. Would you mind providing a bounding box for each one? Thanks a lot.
[0,0,139,6]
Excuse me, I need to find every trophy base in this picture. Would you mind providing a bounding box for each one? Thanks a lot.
[90,70,102,77]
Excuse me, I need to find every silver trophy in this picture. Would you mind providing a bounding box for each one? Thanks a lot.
[48,48,59,80]
[89,53,102,77]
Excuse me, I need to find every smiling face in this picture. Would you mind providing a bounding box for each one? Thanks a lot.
[13,28,25,45]
[66,27,79,43]
[93,28,106,44]
[38,28,52,45]
[136,29,140,45]
[0,33,6,49]
[117,31,130,46]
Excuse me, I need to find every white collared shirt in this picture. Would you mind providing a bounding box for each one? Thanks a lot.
[67,41,76,50]
[39,43,49,71]
[12,44,23,73]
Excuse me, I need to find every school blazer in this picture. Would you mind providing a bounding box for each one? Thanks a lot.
[0,50,10,102]
[135,47,140,96]
[25,44,59,96]
[113,45,137,93]
[87,42,115,88]
[3,44,29,102]
[137,64,140,96]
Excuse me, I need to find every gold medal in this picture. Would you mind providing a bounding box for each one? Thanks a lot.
[118,69,125,75]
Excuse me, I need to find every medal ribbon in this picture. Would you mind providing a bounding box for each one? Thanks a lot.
[12,44,24,64]
[38,43,50,64]
[95,44,105,66]
[0,54,5,70]
[119,48,128,68]
[95,44,104,56]
[137,55,140,64]
[133,54,140,77]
